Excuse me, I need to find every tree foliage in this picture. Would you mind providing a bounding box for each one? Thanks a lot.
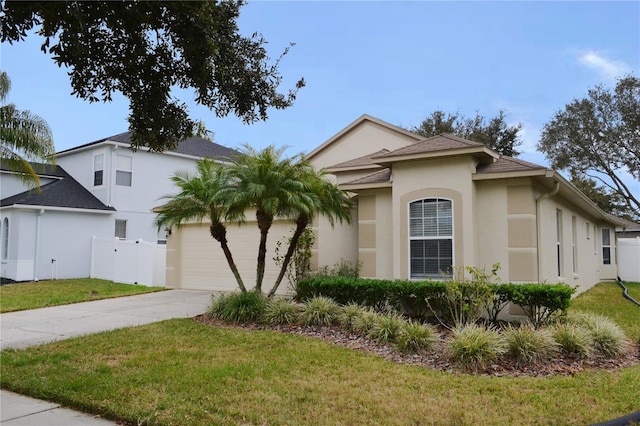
[0,71,55,189]
[539,76,640,219]
[411,110,523,157]
[1,1,305,151]
[570,174,632,220]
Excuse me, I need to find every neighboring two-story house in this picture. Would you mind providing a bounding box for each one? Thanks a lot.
[0,133,238,282]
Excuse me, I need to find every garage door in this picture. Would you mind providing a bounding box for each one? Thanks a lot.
[171,220,296,295]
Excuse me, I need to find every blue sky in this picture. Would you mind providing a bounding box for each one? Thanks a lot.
[1,1,638,194]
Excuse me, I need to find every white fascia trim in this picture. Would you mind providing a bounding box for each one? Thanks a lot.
[0,170,63,180]
[0,204,114,214]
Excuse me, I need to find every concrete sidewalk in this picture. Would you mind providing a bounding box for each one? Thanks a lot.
[1,289,214,425]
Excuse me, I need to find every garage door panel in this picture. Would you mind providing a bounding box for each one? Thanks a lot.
[176,220,295,294]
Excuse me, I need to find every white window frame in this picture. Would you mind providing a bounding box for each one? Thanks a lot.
[93,153,105,187]
[602,228,611,265]
[572,216,577,274]
[408,197,454,279]
[115,154,133,187]
[1,217,8,262]
[556,209,563,278]
[115,219,127,239]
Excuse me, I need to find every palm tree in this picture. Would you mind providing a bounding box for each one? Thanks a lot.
[267,167,353,297]
[155,159,248,293]
[221,145,313,293]
[0,71,55,189]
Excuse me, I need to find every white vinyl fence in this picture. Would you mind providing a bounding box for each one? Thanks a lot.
[618,237,640,282]
[90,237,166,286]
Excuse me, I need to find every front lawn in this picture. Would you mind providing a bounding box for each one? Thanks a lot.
[0,278,165,313]
[0,282,638,425]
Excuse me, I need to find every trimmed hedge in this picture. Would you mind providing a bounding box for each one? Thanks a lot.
[296,277,575,326]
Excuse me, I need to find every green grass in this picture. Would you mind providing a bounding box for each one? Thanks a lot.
[0,279,165,313]
[570,281,640,341]
[0,281,638,425]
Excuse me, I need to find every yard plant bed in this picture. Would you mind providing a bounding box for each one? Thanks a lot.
[195,315,639,378]
[0,278,165,313]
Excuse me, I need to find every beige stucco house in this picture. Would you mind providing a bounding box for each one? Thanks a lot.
[165,115,621,295]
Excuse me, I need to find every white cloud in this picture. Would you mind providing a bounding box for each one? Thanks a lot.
[578,51,630,81]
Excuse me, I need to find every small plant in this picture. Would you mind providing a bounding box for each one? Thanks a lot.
[313,259,361,278]
[503,325,558,366]
[273,228,316,293]
[207,291,267,324]
[300,296,342,326]
[339,302,365,331]
[352,308,381,335]
[551,323,594,358]
[567,313,628,358]
[263,299,300,325]
[396,321,438,353]
[447,324,507,372]
[369,312,405,343]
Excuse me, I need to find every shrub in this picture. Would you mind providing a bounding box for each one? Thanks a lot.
[396,321,438,353]
[263,299,300,325]
[339,303,365,331]
[300,296,342,326]
[567,313,628,358]
[505,283,575,328]
[313,259,361,278]
[352,309,381,335]
[447,324,507,372]
[207,291,267,324]
[369,312,405,343]
[551,323,594,358]
[503,325,558,366]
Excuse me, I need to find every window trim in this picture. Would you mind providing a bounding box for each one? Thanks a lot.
[571,216,578,274]
[407,197,454,280]
[115,154,133,187]
[93,153,105,187]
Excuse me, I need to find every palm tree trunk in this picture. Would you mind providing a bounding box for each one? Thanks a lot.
[255,210,273,293]
[268,215,308,298]
[210,222,247,293]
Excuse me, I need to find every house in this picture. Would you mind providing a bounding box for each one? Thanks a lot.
[0,134,238,282]
[164,115,622,295]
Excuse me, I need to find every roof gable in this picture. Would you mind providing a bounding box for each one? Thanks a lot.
[307,114,424,162]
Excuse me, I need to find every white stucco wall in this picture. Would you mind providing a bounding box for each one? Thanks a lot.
[0,208,113,281]
[1,173,59,199]
[58,143,203,243]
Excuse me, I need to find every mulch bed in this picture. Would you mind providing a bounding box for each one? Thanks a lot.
[194,315,639,377]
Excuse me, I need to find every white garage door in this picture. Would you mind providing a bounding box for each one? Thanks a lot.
[174,220,297,295]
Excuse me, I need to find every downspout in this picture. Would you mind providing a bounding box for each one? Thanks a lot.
[33,209,45,281]
[535,180,560,283]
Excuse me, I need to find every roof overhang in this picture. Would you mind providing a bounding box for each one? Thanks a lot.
[339,181,392,191]
[472,169,548,180]
[325,164,384,174]
[373,145,497,167]
[0,204,114,214]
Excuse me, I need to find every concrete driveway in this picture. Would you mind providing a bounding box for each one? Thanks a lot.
[1,289,214,351]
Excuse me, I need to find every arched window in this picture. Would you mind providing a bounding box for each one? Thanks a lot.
[1,218,8,261]
[409,198,453,278]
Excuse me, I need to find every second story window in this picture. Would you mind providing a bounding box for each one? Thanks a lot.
[93,154,104,186]
[116,155,132,186]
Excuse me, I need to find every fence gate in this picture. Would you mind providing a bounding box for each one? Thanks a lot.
[90,237,166,286]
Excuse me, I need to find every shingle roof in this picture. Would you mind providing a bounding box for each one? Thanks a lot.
[57,132,239,159]
[373,134,485,159]
[0,161,66,178]
[476,155,546,174]
[343,168,392,185]
[1,164,115,211]
[328,149,390,169]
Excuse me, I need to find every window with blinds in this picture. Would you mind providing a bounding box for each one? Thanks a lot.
[409,198,453,279]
